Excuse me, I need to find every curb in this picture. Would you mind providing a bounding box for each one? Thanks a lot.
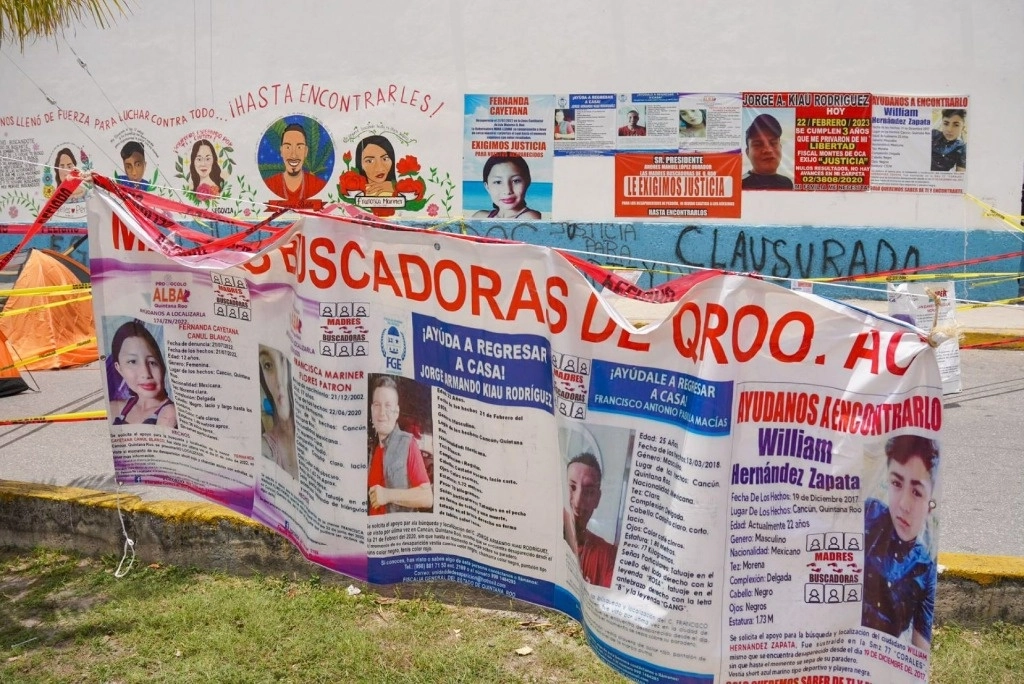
[939,553,1024,585]
[0,480,309,577]
[959,332,1024,350]
[3,480,1022,624]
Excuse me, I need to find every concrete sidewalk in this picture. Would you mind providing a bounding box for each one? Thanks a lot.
[837,299,1024,349]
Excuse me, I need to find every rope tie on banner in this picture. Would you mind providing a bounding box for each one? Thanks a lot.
[113,484,136,579]
[923,287,956,349]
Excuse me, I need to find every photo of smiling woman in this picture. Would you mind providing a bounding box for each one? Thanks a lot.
[471,155,541,220]
[107,319,177,429]
[862,434,940,648]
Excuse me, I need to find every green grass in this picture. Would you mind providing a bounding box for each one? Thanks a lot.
[931,620,1024,683]
[1,548,1021,683]
[0,548,625,683]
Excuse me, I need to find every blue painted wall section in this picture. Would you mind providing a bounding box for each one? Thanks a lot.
[1,233,90,269]
[430,221,1022,302]
[5,222,1020,302]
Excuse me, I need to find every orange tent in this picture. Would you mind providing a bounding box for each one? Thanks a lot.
[0,330,29,396]
[0,249,98,370]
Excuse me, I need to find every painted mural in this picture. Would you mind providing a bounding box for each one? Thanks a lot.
[0,1,1019,301]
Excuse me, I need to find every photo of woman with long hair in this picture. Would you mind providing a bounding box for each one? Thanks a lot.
[108,319,176,429]
[679,109,707,138]
[554,109,575,140]
[259,345,298,480]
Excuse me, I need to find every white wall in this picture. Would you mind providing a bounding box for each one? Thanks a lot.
[0,0,1020,229]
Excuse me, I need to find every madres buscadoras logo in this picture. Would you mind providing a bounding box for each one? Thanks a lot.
[381,319,406,372]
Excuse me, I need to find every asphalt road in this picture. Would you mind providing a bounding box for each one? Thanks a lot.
[1,350,1022,557]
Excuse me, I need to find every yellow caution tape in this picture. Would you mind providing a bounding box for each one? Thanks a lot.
[0,294,92,319]
[960,296,1024,309]
[0,336,96,373]
[845,272,1022,283]
[0,282,92,297]
[0,410,107,426]
[966,194,1024,232]
[425,216,469,233]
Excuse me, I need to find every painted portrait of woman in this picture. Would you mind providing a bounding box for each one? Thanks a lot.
[53,147,87,201]
[189,139,225,199]
[355,135,397,197]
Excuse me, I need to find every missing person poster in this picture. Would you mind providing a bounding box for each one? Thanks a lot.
[870,94,969,194]
[613,93,745,219]
[741,92,872,191]
[552,93,618,156]
[89,178,942,684]
[462,94,554,219]
[613,92,682,153]
[677,92,743,155]
[887,279,962,394]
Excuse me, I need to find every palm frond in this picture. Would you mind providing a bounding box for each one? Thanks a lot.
[0,0,130,50]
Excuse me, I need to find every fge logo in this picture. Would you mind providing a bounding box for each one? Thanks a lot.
[381,322,407,372]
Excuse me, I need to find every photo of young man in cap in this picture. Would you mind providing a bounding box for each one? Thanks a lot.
[742,112,794,190]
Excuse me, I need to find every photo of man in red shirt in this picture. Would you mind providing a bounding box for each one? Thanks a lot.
[617,109,647,137]
[563,451,618,588]
[367,376,433,515]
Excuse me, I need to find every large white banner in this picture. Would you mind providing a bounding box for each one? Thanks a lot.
[88,179,942,684]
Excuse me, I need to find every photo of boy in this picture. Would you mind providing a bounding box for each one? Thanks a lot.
[930,108,966,172]
[862,434,939,648]
[116,141,152,191]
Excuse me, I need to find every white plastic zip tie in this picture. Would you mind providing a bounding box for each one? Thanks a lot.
[113,484,136,578]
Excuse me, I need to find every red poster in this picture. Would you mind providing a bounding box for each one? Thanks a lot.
[741,92,872,192]
[614,152,742,219]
